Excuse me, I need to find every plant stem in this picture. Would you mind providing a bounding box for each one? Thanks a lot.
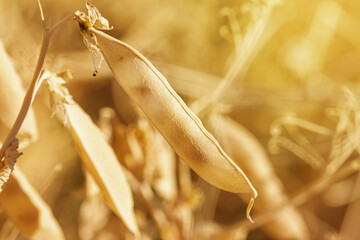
[0,12,73,160]
[189,7,274,117]
[0,30,51,160]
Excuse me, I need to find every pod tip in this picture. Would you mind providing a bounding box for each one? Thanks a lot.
[246,197,255,223]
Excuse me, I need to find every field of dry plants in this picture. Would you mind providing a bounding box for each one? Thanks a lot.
[1,0,360,239]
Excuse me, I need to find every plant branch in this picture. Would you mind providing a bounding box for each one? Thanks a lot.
[49,14,74,34]
[36,0,45,28]
[0,1,72,161]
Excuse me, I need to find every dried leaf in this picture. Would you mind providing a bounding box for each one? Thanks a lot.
[74,2,113,77]
[0,168,64,239]
[43,71,74,125]
[81,31,104,77]
[0,138,22,192]
[85,1,113,31]
[74,1,113,31]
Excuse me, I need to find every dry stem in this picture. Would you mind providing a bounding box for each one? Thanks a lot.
[0,2,72,161]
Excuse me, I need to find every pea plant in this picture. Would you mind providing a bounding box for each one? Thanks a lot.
[1,0,359,239]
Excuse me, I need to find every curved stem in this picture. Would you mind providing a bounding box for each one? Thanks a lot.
[190,8,273,117]
[49,14,74,34]
[0,30,51,160]
[0,11,73,160]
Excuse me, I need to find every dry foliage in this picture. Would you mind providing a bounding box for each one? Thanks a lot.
[0,168,64,239]
[1,0,360,239]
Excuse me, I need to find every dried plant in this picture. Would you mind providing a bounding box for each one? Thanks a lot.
[1,0,360,239]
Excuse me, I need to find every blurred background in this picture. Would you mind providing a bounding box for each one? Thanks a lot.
[1,0,360,239]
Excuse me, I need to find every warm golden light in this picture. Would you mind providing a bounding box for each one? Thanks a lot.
[0,0,359,239]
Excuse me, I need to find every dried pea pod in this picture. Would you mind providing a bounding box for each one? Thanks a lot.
[65,103,139,235]
[43,71,139,235]
[91,28,256,198]
[205,114,308,240]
